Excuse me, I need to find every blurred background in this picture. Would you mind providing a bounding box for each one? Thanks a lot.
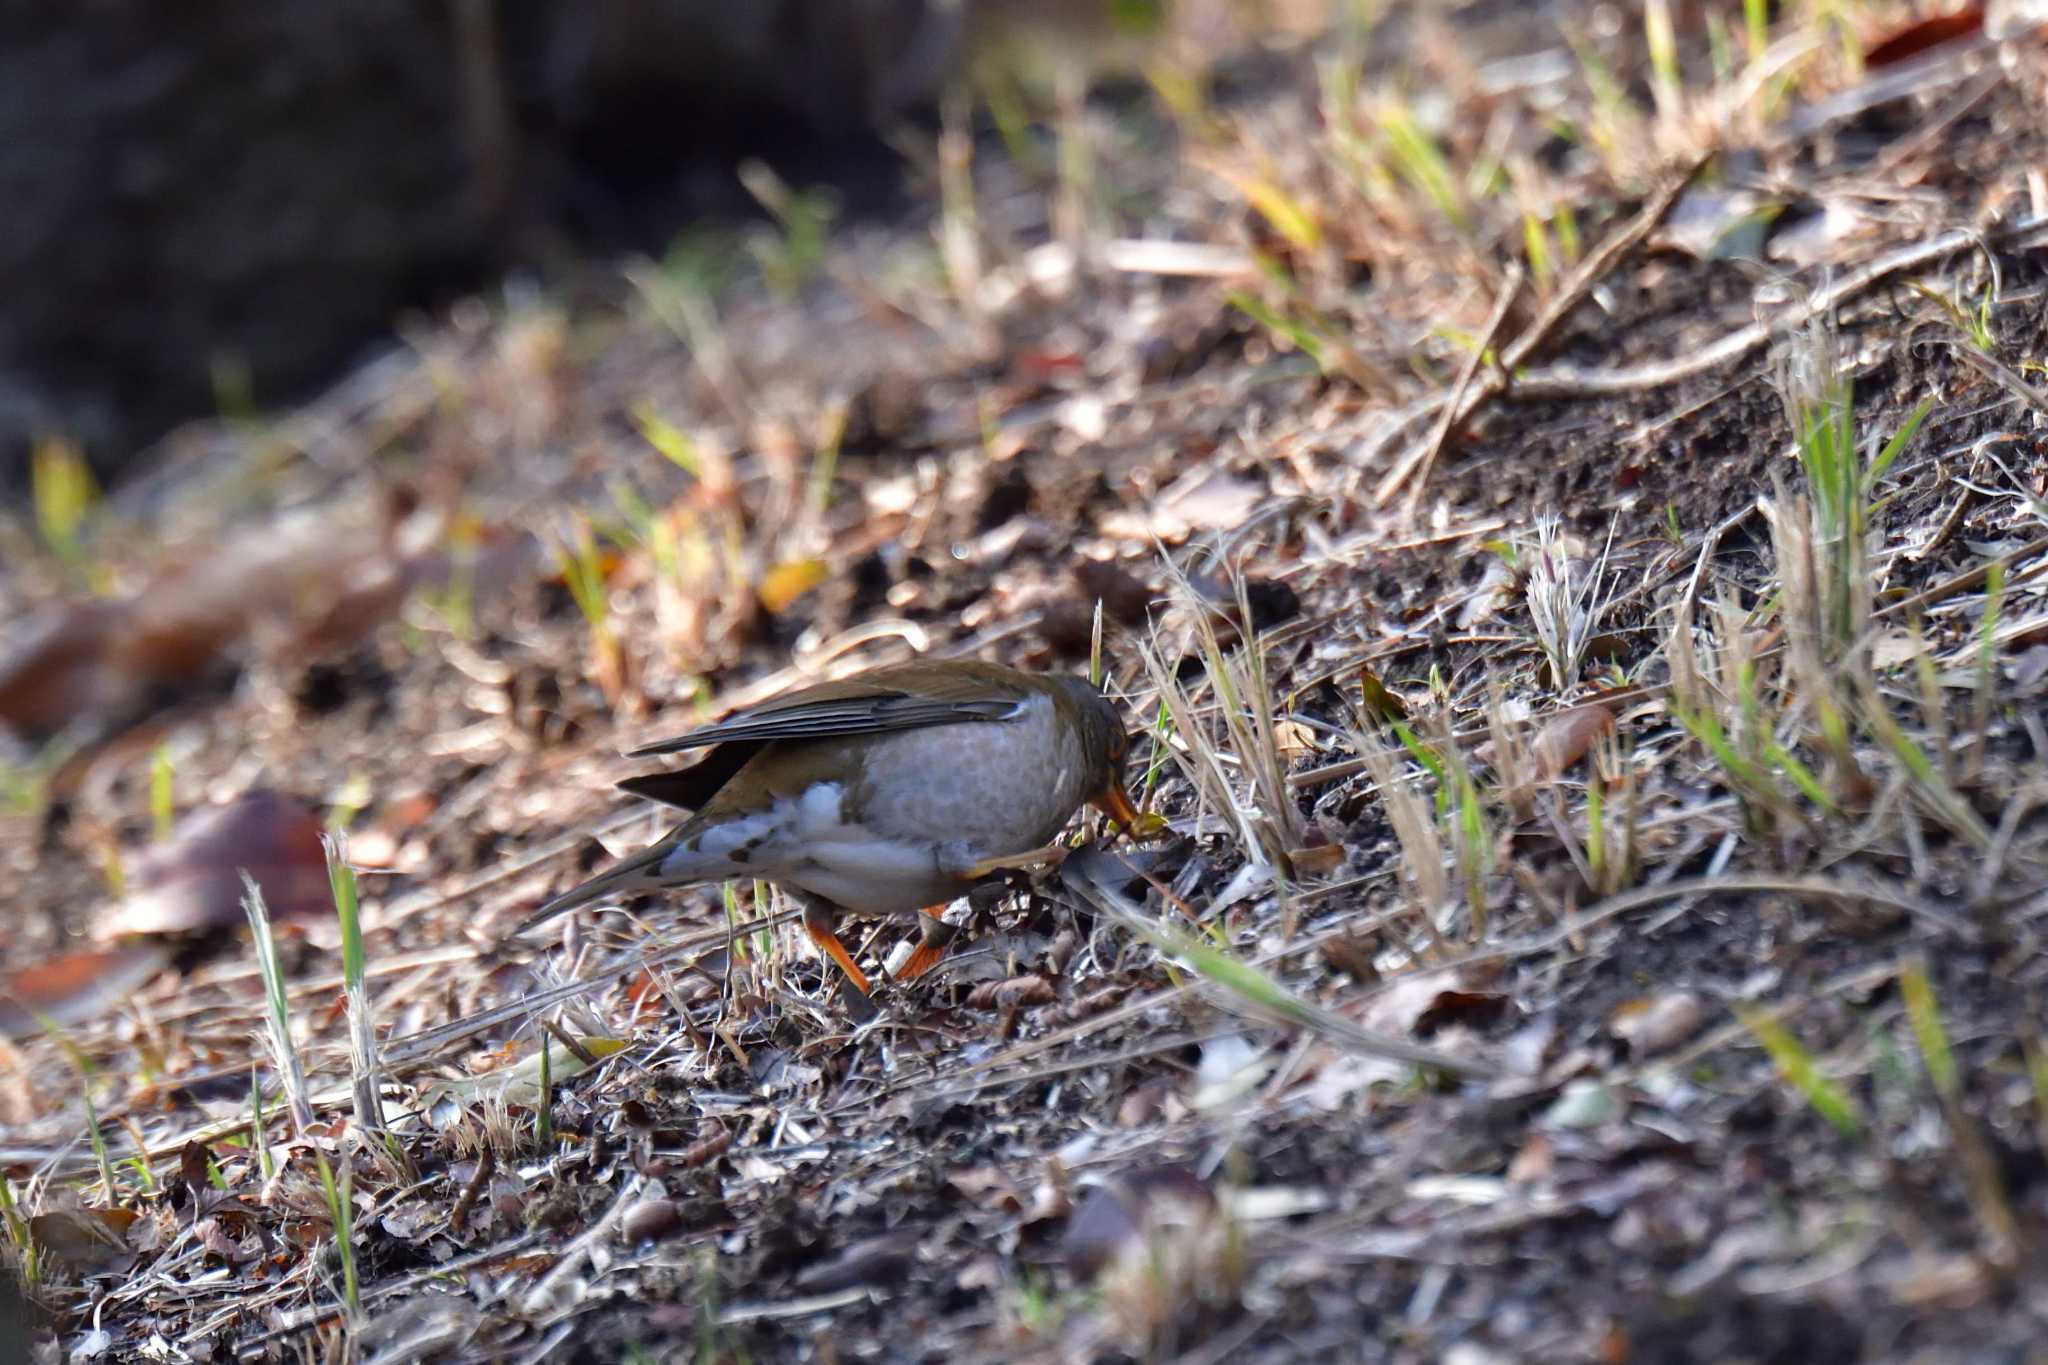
[1,0,1199,493]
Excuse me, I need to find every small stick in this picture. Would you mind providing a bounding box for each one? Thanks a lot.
[1379,263,1525,508]
[1374,156,1706,503]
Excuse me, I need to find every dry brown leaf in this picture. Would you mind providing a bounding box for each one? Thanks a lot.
[965,974,1058,1011]
[1533,702,1616,778]
[1506,1132,1555,1185]
[946,1166,1024,1213]
[1359,967,1505,1037]
[1285,842,1346,877]
[31,1206,139,1271]
[1865,6,1984,65]
[101,789,330,938]
[0,939,173,1039]
[1609,992,1705,1056]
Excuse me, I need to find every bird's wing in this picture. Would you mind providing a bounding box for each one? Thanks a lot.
[624,664,1031,758]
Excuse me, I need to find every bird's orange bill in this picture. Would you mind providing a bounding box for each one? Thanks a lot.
[1094,781,1143,833]
[894,908,958,983]
[804,920,872,996]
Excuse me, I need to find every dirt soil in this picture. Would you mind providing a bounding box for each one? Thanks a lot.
[3,4,2048,1362]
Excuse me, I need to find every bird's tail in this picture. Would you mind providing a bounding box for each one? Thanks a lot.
[512,833,688,936]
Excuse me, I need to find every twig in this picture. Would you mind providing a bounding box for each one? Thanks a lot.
[1358,211,2048,473]
[1502,213,2048,401]
[1377,263,1525,508]
[518,1174,647,1318]
[542,1018,600,1067]
[1371,157,1706,493]
[1869,69,2003,181]
[1954,346,2048,419]
[449,1146,495,1235]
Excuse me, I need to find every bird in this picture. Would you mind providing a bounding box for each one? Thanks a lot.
[515,659,1141,998]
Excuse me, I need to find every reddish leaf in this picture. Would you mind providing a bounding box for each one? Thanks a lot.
[179,1140,214,1202]
[1866,7,1984,66]
[102,789,330,937]
[0,940,173,1040]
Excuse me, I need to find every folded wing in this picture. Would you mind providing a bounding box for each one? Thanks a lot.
[624,666,1030,758]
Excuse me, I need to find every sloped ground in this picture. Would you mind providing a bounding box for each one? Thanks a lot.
[3,4,2048,1362]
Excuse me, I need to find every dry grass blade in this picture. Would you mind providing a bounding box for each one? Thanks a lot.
[241,872,314,1135]
[325,831,387,1135]
[1525,517,1617,691]
[1137,561,1301,863]
[1061,847,1496,1078]
[1356,738,1451,956]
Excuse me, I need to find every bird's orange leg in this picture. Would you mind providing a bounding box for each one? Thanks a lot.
[801,902,871,996]
[893,906,959,982]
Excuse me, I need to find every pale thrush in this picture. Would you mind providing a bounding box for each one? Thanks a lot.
[518,659,1139,996]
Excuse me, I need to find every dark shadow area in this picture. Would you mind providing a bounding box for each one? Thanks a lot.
[0,0,954,496]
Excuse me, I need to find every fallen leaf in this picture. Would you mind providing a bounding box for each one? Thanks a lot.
[31,1206,138,1271]
[1296,1049,1407,1110]
[178,1141,215,1205]
[100,790,330,937]
[0,939,173,1040]
[1359,968,1505,1037]
[1116,1080,1173,1127]
[1533,703,1616,778]
[1318,930,1380,983]
[1544,1079,1621,1129]
[620,1197,684,1244]
[0,492,500,747]
[964,975,1057,1010]
[946,1166,1023,1213]
[1191,1035,1270,1111]
[1072,559,1155,624]
[758,558,830,614]
[1150,472,1265,539]
[1285,842,1346,877]
[1866,6,1984,64]
[1190,569,1301,634]
[1357,668,1409,723]
[1653,187,1778,261]
[1273,719,1319,757]
[1506,1132,1555,1184]
[1610,992,1705,1056]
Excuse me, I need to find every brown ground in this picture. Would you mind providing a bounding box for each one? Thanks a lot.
[3,4,2048,1362]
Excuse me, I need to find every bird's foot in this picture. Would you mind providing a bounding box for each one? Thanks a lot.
[893,908,960,982]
